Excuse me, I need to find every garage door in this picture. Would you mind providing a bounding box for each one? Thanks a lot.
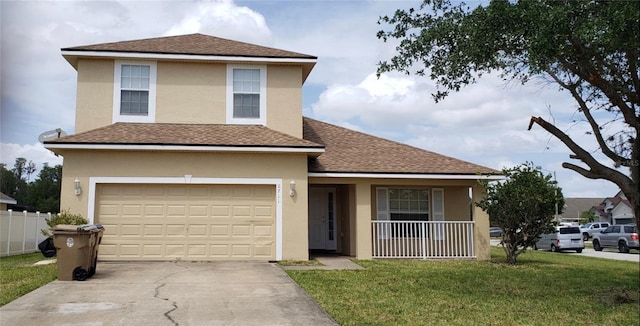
[95,184,275,261]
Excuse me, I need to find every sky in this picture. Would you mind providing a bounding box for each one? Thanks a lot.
[0,0,625,198]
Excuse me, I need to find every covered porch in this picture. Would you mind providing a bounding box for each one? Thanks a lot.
[307,177,493,260]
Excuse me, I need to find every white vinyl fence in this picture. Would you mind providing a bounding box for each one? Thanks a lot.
[0,210,51,257]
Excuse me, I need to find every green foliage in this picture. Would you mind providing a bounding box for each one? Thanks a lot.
[476,162,563,264]
[580,210,597,224]
[1,159,62,213]
[377,0,640,232]
[41,209,88,237]
[26,164,62,213]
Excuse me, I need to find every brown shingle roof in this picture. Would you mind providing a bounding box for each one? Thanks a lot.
[303,117,498,175]
[62,33,316,59]
[45,123,323,149]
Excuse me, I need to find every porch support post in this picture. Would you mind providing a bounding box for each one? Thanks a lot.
[472,185,491,260]
[355,182,372,259]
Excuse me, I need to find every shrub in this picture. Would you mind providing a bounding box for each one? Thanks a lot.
[40,210,88,237]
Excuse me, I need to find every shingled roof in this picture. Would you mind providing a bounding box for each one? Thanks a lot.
[61,33,317,81]
[303,117,498,175]
[45,119,498,175]
[45,123,323,150]
[62,33,317,59]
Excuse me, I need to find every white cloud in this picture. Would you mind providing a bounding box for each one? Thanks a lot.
[165,0,272,45]
[0,143,63,178]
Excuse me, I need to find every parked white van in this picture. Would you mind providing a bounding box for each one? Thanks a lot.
[534,226,584,253]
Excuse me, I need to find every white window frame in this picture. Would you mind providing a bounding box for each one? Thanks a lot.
[226,64,267,125]
[113,60,157,123]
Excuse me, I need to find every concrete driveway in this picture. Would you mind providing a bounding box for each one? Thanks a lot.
[0,261,337,326]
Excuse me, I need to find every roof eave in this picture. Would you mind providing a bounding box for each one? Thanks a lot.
[45,143,325,155]
[61,50,317,81]
[307,172,504,180]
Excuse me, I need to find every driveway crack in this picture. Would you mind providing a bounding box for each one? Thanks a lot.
[154,283,178,326]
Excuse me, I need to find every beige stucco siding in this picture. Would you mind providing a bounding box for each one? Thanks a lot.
[75,59,115,133]
[266,65,303,138]
[73,58,303,136]
[156,61,225,124]
[58,150,309,260]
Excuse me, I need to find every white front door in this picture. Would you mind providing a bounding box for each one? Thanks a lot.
[308,188,337,250]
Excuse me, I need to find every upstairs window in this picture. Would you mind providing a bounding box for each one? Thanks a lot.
[226,65,266,125]
[120,65,149,115]
[113,61,156,123]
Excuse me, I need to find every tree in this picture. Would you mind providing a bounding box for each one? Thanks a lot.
[0,163,19,199]
[377,0,639,231]
[476,163,563,264]
[579,210,596,225]
[27,163,62,213]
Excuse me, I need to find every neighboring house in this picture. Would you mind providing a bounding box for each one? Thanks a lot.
[560,198,602,224]
[44,33,500,262]
[0,192,17,211]
[591,191,636,225]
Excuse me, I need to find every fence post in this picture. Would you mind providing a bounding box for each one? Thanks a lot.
[22,211,29,253]
[6,209,12,256]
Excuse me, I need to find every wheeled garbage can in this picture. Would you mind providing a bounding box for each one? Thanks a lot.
[52,224,104,281]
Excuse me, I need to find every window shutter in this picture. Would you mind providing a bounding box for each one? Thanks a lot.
[376,188,390,239]
[432,188,444,240]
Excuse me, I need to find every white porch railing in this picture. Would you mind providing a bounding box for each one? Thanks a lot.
[0,210,51,257]
[371,221,475,259]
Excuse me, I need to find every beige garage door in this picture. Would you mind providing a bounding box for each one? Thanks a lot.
[95,184,275,261]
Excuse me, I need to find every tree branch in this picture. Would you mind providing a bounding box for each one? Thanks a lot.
[545,70,628,164]
[528,116,634,195]
[561,39,639,128]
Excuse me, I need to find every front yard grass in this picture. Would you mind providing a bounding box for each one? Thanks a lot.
[287,247,639,325]
[0,253,57,306]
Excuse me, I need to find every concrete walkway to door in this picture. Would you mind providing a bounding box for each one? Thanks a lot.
[0,261,338,326]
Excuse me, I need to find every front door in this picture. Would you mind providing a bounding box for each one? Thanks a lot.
[308,187,337,250]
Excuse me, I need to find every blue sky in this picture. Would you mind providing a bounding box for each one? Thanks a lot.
[0,0,624,198]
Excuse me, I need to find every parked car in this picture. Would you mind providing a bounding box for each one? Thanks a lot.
[579,222,610,241]
[489,227,503,237]
[534,226,584,253]
[592,225,639,253]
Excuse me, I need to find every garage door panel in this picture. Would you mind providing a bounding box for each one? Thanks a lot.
[166,225,186,236]
[187,225,207,236]
[143,225,163,236]
[189,205,208,216]
[254,206,273,217]
[232,206,251,217]
[96,184,275,261]
[143,205,164,216]
[121,224,142,236]
[211,206,230,216]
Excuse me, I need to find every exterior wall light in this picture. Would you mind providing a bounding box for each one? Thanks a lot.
[74,178,82,196]
[289,180,296,197]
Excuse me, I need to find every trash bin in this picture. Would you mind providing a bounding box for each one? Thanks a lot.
[52,224,104,281]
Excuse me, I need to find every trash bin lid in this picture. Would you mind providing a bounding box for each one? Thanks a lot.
[53,224,82,231]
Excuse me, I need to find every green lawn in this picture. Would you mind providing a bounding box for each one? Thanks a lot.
[287,248,639,325]
[0,253,57,307]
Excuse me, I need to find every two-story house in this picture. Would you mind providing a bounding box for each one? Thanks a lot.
[592,191,636,225]
[45,33,499,262]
